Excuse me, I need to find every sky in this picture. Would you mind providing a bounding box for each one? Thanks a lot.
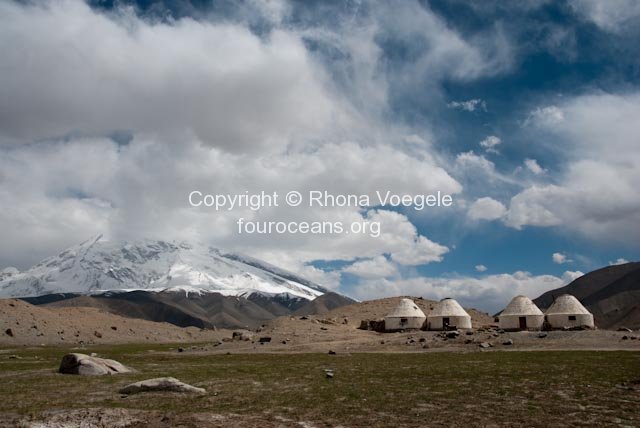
[0,0,639,313]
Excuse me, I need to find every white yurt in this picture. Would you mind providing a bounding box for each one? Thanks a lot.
[499,295,544,331]
[384,298,426,331]
[545,294,594,329]
[427,298,472,330]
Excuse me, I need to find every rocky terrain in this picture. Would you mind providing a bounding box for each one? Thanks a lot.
[2,296,639,352]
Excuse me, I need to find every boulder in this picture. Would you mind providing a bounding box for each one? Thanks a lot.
[502,339,514,346]
[479,342,492,349]
[59,353,131,376]
[446,331,460,339]
[119,377,205,395]
[4,328,13,337]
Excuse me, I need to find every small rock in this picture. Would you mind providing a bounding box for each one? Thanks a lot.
[258,337,272,343]
[618,327,633,333]
[622,335,629,340]
[119,377,205,395]
[328,350,336,355]
[324,369,334,379]
[538,332,548,338]
[466,331,474,335]
[320,327,328,331]
[503,339,513,346]
[479,342,492,349]
[300,316,308,320]
[281,340,287,345]
[422,343,429,349]
[8,355,21,360]
[497,329,505,334]
[94,331,102,338]
[419,338,426,342]
[178,347,185,353]
[111,326,117,331]
[446,331,460,339]
[4,328,13,337]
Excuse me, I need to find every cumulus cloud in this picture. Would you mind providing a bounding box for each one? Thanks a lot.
[0,0,480,278]
[505,93,640,244]
[475,264,488,272]
[524,158,545,175]
[468,197,507,221]
[0,137,458,273]
[552,252,571,264]
[350,270,576,314]
[0,0,346,153]
[523,105,564,127]
[342,256,398,279]
[479,135,501,153]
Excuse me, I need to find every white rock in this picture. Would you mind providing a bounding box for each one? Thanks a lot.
[119,377,205,395]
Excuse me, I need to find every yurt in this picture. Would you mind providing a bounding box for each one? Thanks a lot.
[499,295,544,331]
[384,298,426,331]
[545,294,594,329]
[427,298,472,330]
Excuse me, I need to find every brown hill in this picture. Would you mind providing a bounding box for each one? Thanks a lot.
[40,291,279,329]
[0,298,224,346]
[23,290,355,330]
[293,292,357,316]
[534,262,640,329]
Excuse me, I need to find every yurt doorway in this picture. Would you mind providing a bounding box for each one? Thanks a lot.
[443,317,450,330]
[519,317,527,330]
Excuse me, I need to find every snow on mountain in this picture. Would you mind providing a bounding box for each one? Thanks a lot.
[0,235,327,299]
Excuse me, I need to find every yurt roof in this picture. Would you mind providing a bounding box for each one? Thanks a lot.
[501,295,543,316]
[545,294,591,315]
[428,298,470,318]
[385,298,426,318]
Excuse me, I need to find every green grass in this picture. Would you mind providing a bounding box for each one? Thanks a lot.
[1,346,639,427]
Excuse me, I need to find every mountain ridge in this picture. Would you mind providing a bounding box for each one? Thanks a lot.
[0,235,328,301]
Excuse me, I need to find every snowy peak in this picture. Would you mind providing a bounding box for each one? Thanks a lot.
[0,237,327,299]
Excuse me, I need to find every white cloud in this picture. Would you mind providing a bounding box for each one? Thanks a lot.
[562,270,584,283]
[350,270,576,314]
[342,256,398,279]
[524,105,564,127]
[468,197,507,221]
[505,93,640,245]
[475,264,487,272]
[479,135,501,153]
[447,99,487,112]
[569,0,640,33]
[609,258,629,266]
[552,252,571,264]
[524,158,545,175]
[0,0,346,153]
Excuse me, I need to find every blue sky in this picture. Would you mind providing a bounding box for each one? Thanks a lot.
[1,0,639,312]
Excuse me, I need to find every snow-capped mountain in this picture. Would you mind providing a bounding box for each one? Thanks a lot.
[0,235,327,300]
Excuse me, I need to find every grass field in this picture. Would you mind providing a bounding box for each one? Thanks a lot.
[1,345,639,427]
